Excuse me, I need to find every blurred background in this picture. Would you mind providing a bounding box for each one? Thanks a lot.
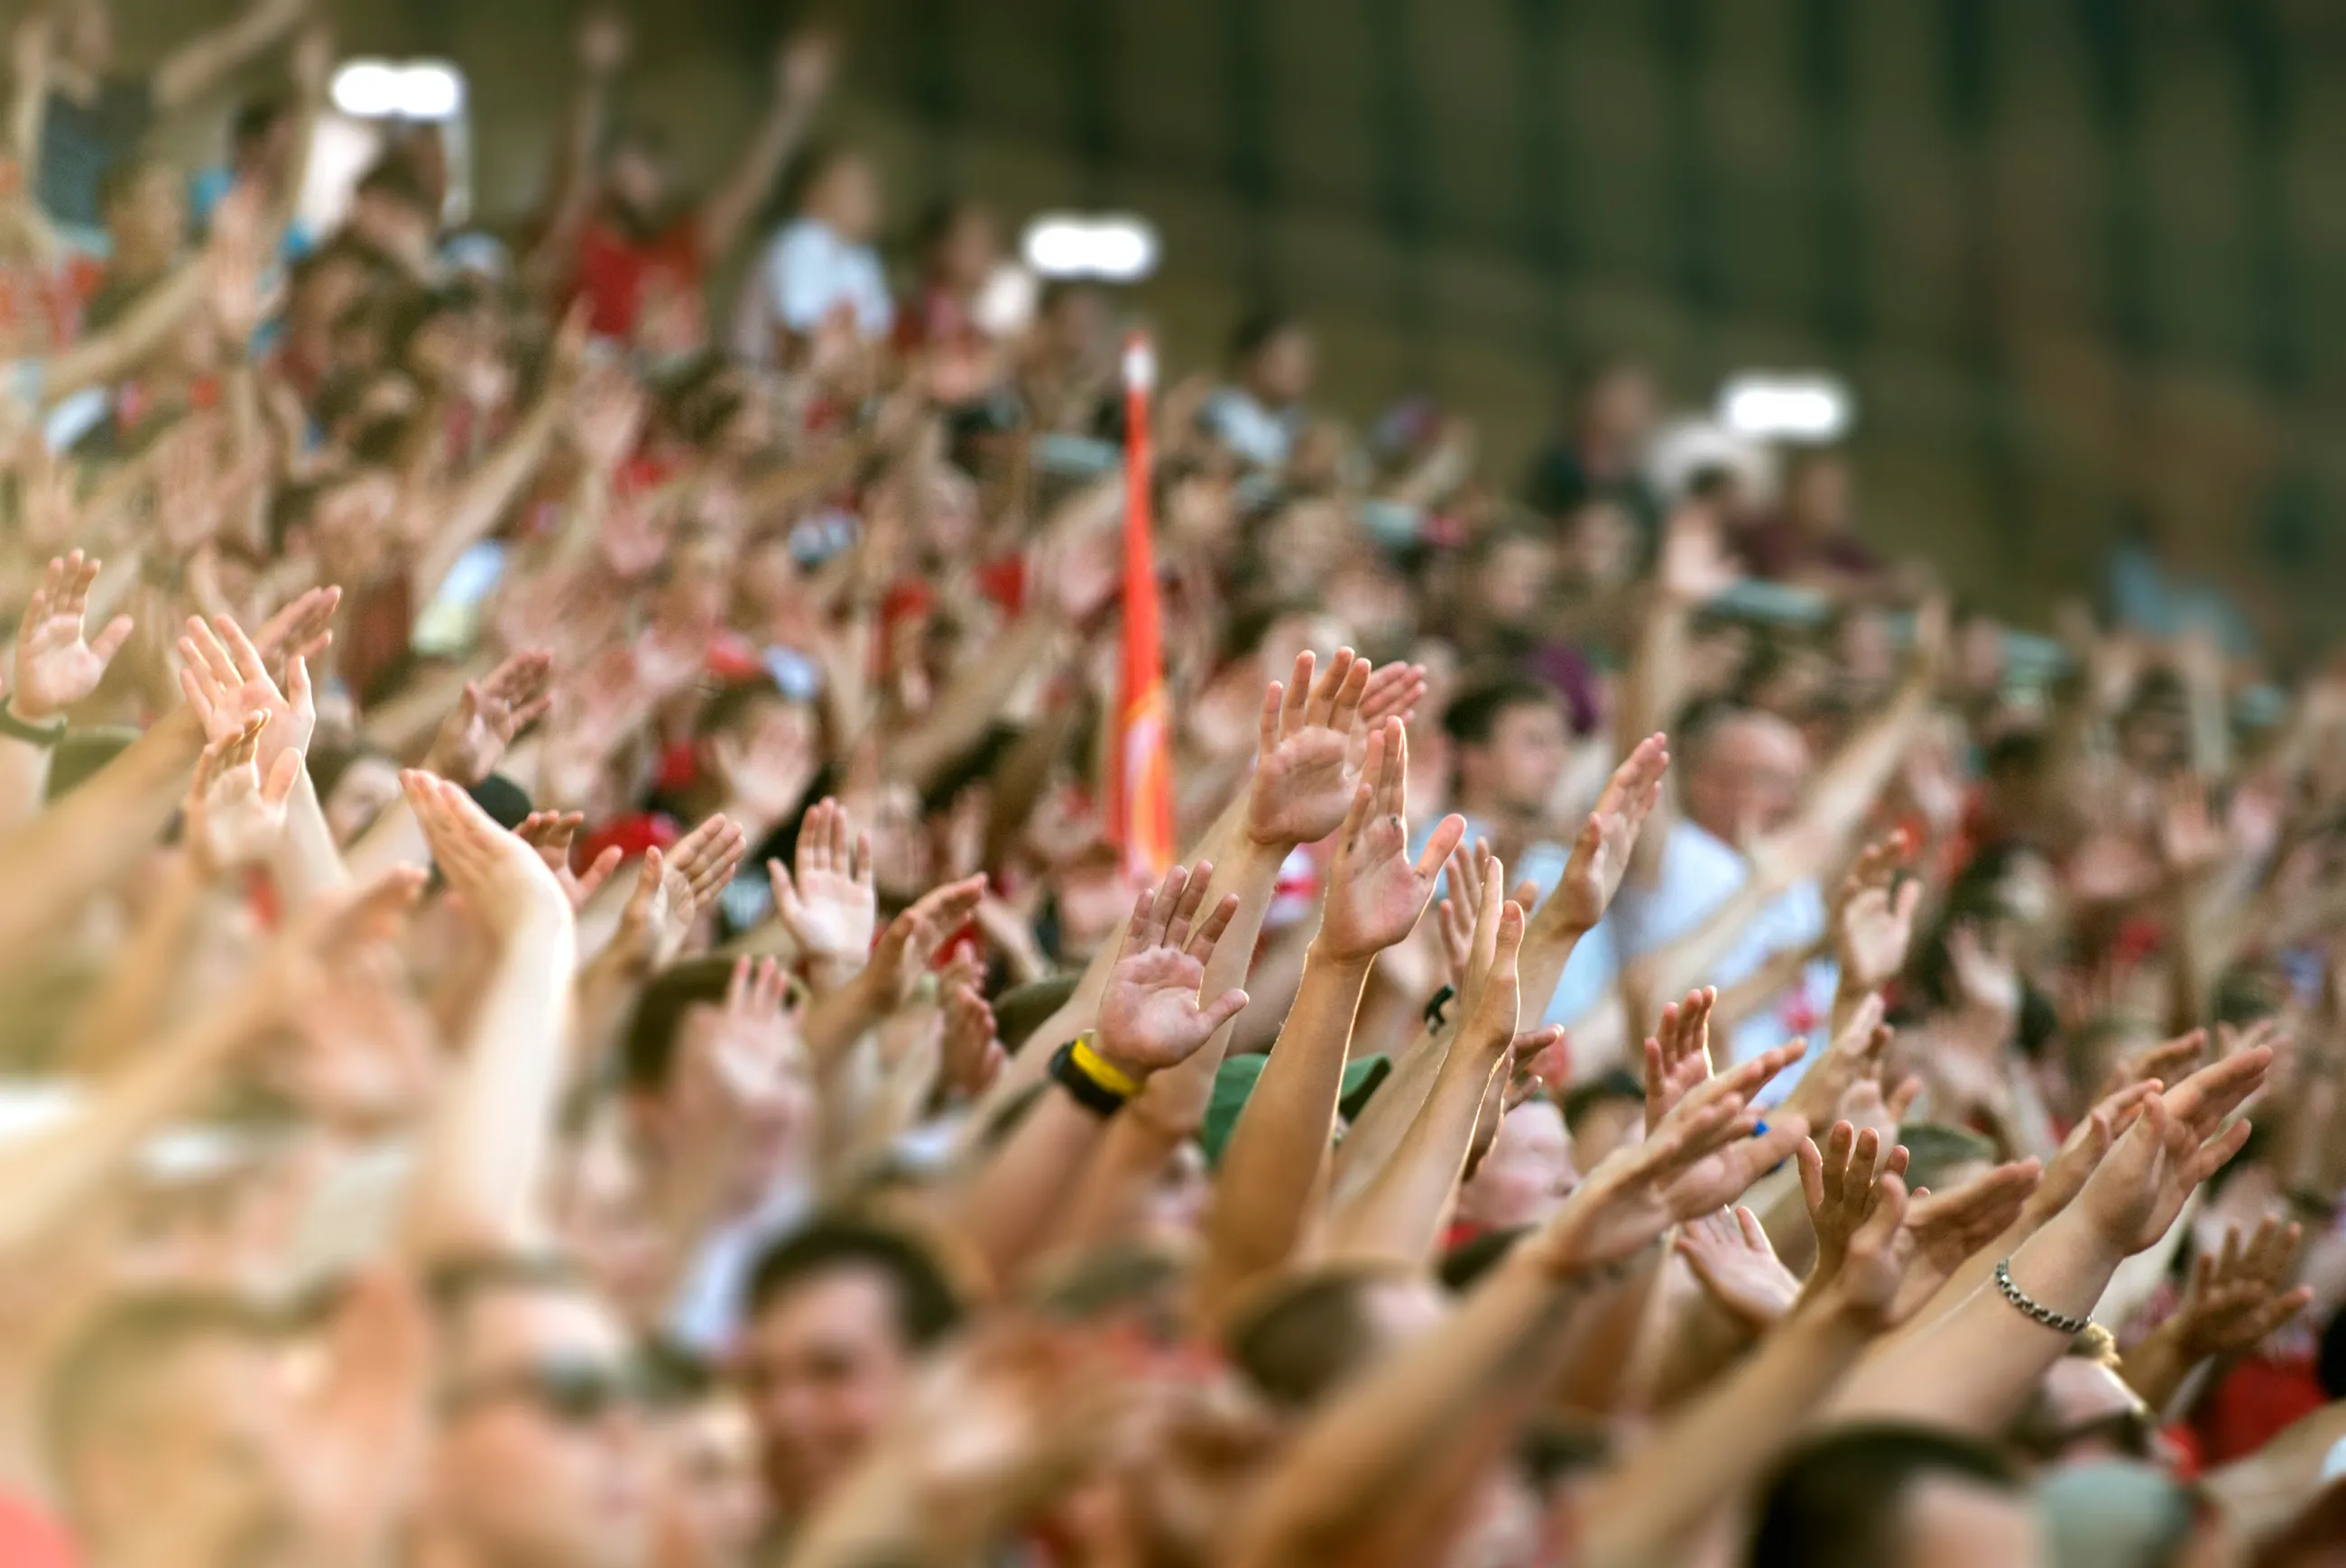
[113,0,2346,658]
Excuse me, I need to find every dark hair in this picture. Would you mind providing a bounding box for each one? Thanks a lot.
[1893,1121,1997,1194]
[700,677,796,745]
[356,156,434,216]
[424,1251,586,1319]
[1228,307,1301,364]
[1561,1069,1644,1135]
[743,1216,964,1350]
[43,1291,284,1483]
[620,955,738,1094]
[1224,1263,1418,1409]
[1442,674,1561,749]
[1746,1424,2025,1568]
[1436,1224,1528,1293]
[651,351,747,447]
[230,94,292,151]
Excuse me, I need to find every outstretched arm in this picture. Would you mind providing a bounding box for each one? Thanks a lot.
[152,0,307,112]
[397,774,578,1262]
[697,29,834,263]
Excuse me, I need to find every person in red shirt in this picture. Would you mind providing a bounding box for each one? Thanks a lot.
[531,9,836,355]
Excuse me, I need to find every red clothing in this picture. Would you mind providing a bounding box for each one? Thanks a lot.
[568,210,705,345]
[2191,1352,2326,1466]
[0,1491,76,1568]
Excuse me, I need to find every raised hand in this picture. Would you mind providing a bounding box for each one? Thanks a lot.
[2074,1085,2258,1259]
[1677,1206,1801,1330]
[1833,830,1922,993]
[603,848,672,973]
[858,875,987,1008]
[2025,1080,2158,1228]
[655,813,749,955]
[1797,1121,1908,1291]
[1454,861,1526,1056]
[1642,987,1717,1127]
[1658,503,1741,606]
[1247,649,1372,848]
[1657,1043,1812,1216]
[1433,838,1536,997]
[2091,1028,2204,1109]
[1530,1074,1780,1273]
[1808,1167,1912,1332]
[2169,1218,2313,1362]
[1317,718,1464,962]
[1542,733,1669,935]
[768,797,878,976]
[184,713,302,873]
[13,551,133,721]
[180,612,313,779]
[402,771,570,929]
[1783,991,1896,1137]
[1094,862,1250,1080]
[513,811,623,910]
[673,956,811,1131]
[424,650,554,787]
[1888,1158,2044,1321]
[940,970,1006,1101]
[251,585,340,670]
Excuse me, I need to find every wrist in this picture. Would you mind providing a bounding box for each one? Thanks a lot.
[5,691,57,726]
[1304,936,1380,977]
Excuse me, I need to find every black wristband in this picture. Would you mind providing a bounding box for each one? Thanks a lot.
[1048,1040,1128,1118]
[1424,984,1456,1029]
[0,704,66,749]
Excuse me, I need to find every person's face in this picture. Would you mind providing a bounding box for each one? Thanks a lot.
[660,537,735,631]
[110,167,187,264]
[1462,701,1569,819]
[1788,456,1850,532]
[1685,715,1810,842]
[1477,537,1558,631]
[1042,286,1108,362]
[1459,1101,1577,1230]
[1568,1097,1644,1173]
[2120,700,2190,776]
[1956,614,2006,696]
[737,1269,918,1514]
[808,155,881,244]
[1260,498,1347,595]
[292,255,366,334]
[936,206,998,292]
[1836,609,1896,692]
[60,0,115,73]
[313,471,403,584]
[1250,328,1316,405]
[651,1002,813,1202]
[1898,1476,2045,1568]
[605,145,669,220]
[1560,500,1634,586]
[653,1399,764,1567]
[1141,1140,1211,1241]
[433,1287,655,1568]
[1583,365,1656,449]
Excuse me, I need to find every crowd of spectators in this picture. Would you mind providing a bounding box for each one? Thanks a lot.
[0,3,2340,1565]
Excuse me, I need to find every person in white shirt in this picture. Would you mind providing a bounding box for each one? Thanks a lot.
[729,146,891,367]
[1199,309,1315,471]
[1612,702,1836,1078]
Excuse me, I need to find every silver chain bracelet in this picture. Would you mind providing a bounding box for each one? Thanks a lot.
[1993,1259,2092,1336]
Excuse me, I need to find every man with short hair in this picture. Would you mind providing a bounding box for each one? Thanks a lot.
[43,1290,301,1568]
[418,1258,661,1568]
[1613,700,1838,1074]
[1746,1423,2043,1568]
[734,1217,963,1532]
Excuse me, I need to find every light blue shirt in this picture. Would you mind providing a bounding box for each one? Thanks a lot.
[730,217,893,364]
[1612,819,1836,1090]
[1420,816,1621,1033]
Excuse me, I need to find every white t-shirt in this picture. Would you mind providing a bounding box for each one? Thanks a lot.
[1612,819,1836,1088]
[729,217,894,364]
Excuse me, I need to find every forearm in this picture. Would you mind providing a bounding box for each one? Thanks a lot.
[1226,1253,1596,1568]
[272,772,352,909]
[0,733,52,830]
[933,1090,1111,1290]
[1582,1307,1876,1568]
[1196,945,1374,1321]
[1709,940,1822,1033]
[60,855,207,1076]
[1799,680,1930,848]
[0,991,267,1262]
[153,3,300,110]
[1325,1029,1503,1264]
[699,92,816,261]
[411,395,564,602]
[1833,1206,2126,1431]
[402,917,577,1260]
[45,264,207,402]
[2119,1324,2198,1416]
[882,610,1064,794]
[1328,1021,1449,1206]
[0,709,200,965]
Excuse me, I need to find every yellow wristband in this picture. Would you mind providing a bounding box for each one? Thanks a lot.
[1069,1035,1141,1099]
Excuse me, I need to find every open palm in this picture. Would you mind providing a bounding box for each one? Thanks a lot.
[1547,733,1669,933]
[180,612,312,778]
[1320,719,1463,961]
[14,551,133,720]
[1246,649,1372,847]
[1094,862,1250,1078]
